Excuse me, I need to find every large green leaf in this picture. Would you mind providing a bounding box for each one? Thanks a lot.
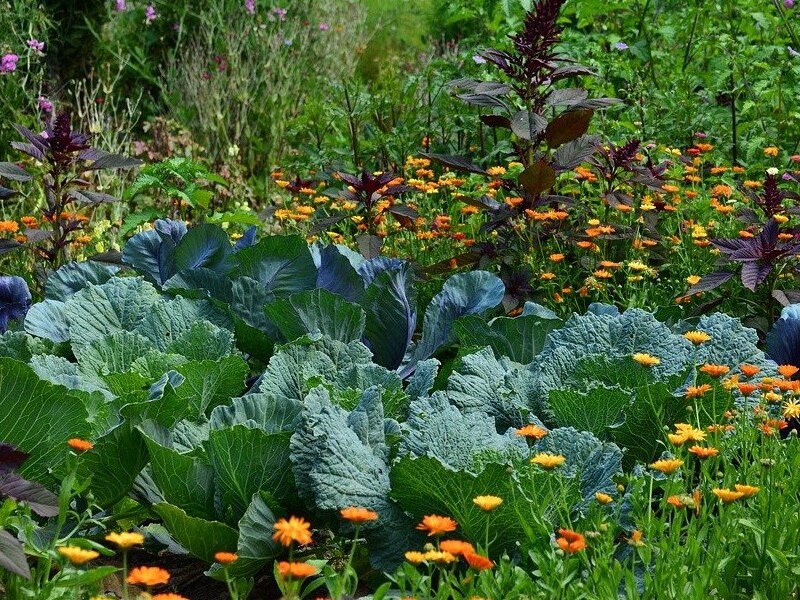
[173,355,248,416]
[138,421,217,520]
[77,331,155,375]
[45,261,120,301]
[235,236,317,297]
[209,394,302,433]
[0,359,91,479]
[390,457,537,555]
[138,297,233,353]
[204,426,295,522]
[24,299,69,343]
[165,321,235,362]
[77,422,149,506]
[172,223,236,274]
[265,288,366,344]
[548,386,631,437]
[454,312,562,365]
[153,503,238,563]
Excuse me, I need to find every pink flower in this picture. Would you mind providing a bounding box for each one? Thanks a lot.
[245,0,255,14]
[27,39,45,52]
[318,22,330,31]
[0,54,19,73]
[145,4,157,23]
[37,96,53,114]
[115,0,127,10]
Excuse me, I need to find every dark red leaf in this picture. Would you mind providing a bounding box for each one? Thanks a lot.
[519,160,556,197]
[511,110,548,140]
[686,271,736,295]
[545,109,593,149]
[422,153,488,176]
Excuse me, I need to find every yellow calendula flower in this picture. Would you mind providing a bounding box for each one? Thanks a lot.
[57,546,99,565]
[105,531,144,549]
[632,353,660,367]
[713,488,745,503]
[683,330,711,345]
[473,495,503,511]
[649,458,684,474]
[404,551,426,564]
[783,398,800,419]
[595,492,613,505]
[531,453,566,470]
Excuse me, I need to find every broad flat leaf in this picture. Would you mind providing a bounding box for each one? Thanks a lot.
[206,492,281,579]
[510,110,548,140]
[361,264,417,370]
[53,566,118,588]
[421,153,488,176]
[24,299,70,343]
[519,160,556,198]
[138,297,232,353]
[265,288,366,344]
[153,503,239,562]
[120,371,194,428]
[686,271,736,295]
[205,426,295,521]
[404,271,505,376]
[546,88,589,107]
[0,359,91,479]
[0,239,23,255]
[77,423,148,506]
[548,386,631,436]
[173,224,236,274]
[209,393,302,433]
[122,220,187,286]
[457,92,508,108]
[64,278,161,350]
[741,262,772,291]
[0,162,32,181]
[235,236,317,297]
[166,321,235,362]
[405,358,439,402]
[0,331,32,362]
[315,244,365,302]
[0,529,31,579]
[139,421,216,520]
[552,136,598,171]
[77,331,155,375]
[45,262,120,301]
[174,355,248,416]
[545,109,594,149]
[0,276,31,333]
[454,312,562,364]
[356,234,382,259]
[163,268,234,303]
[0,473,58,516]
[391,457,535,555]
[84,151,142,170]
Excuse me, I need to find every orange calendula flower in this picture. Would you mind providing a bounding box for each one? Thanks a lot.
[632,353,660,367]
[740,364,760,377]
[473,495,503,511]
[277,561,318,579]
[416,515,457,536]
[127,566,170,586]
[734,484,759,498]
[67,438,93,453]
[685,384,712,399]
[531,453,566,470]
[404,551,426,564]
[463,551,494,570]
[688,445,719,459]
[152,594,189,600]
[649,458,683,474]
[595,492,613,505]
[627,530,645,547]
[515,424,548,439]
[737,382,759,396]
[683,330,711,344]
[439,539,475,556]
[699,364,729,378]
[57,546,99,565]
[105,531,144,549]
[777,364,799,379]
[340,507,379,523]
[272,516,313,547]
[555,529,586,554]
[712,488,745,503]
[666,495,685,508]
[214,552,238,564]
[764,146,780,157]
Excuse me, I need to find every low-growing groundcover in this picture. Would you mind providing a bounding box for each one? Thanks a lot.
[0,222,799,598]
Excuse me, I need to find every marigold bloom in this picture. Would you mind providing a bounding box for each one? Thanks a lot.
[340,507,379,523]
[272,516,312,547]
[734,484,759,498]
[277,561,318,579]
[699,364,729,378]
[555,529,586,554]
[668,423,706,445]
[57,546,99,565]
[423,550,457,565]
[515,424,548,439]
[549,253,565,262]
[783,398,800,419]
[632,353,660,367]
[152,594,189,600]
[778,364,799,378]
[683,330,711,344]
[416,515,457,536]
[595,492,613,505]
[712,488,745,503]
[404,551,426,564]
[764,146,780,157]
[685,384,712,399]
[737,382,760,396]
[473,495,503,511]
[627,530,645,547]
[739,365,761,377]
[214,551,238,564]
[649,458,683,474]
[67,438,93,453]
[463,551,494,570]
[0,220,19,233]
[105,531,144,549]
[127,566,170,586]
[531,453,566,469]
[666,495,685,508]
[439,539,475,556]
[688,445,719,459]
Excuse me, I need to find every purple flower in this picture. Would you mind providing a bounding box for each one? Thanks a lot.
[694,131,708,138]
[786,0,794,8]
[27,39,44,52]
[614,42,629,50]
[145,4,157,23]
[318,22,330,31]
[271,7,287,21]
[472,54,487,64]
[0,54,19,73]
[245,0,255,14]
[784,172,793,180]
[115,0,127,10]
[37,96,53,115]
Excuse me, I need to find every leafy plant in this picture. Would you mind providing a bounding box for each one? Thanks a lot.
[0,276,31,333]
